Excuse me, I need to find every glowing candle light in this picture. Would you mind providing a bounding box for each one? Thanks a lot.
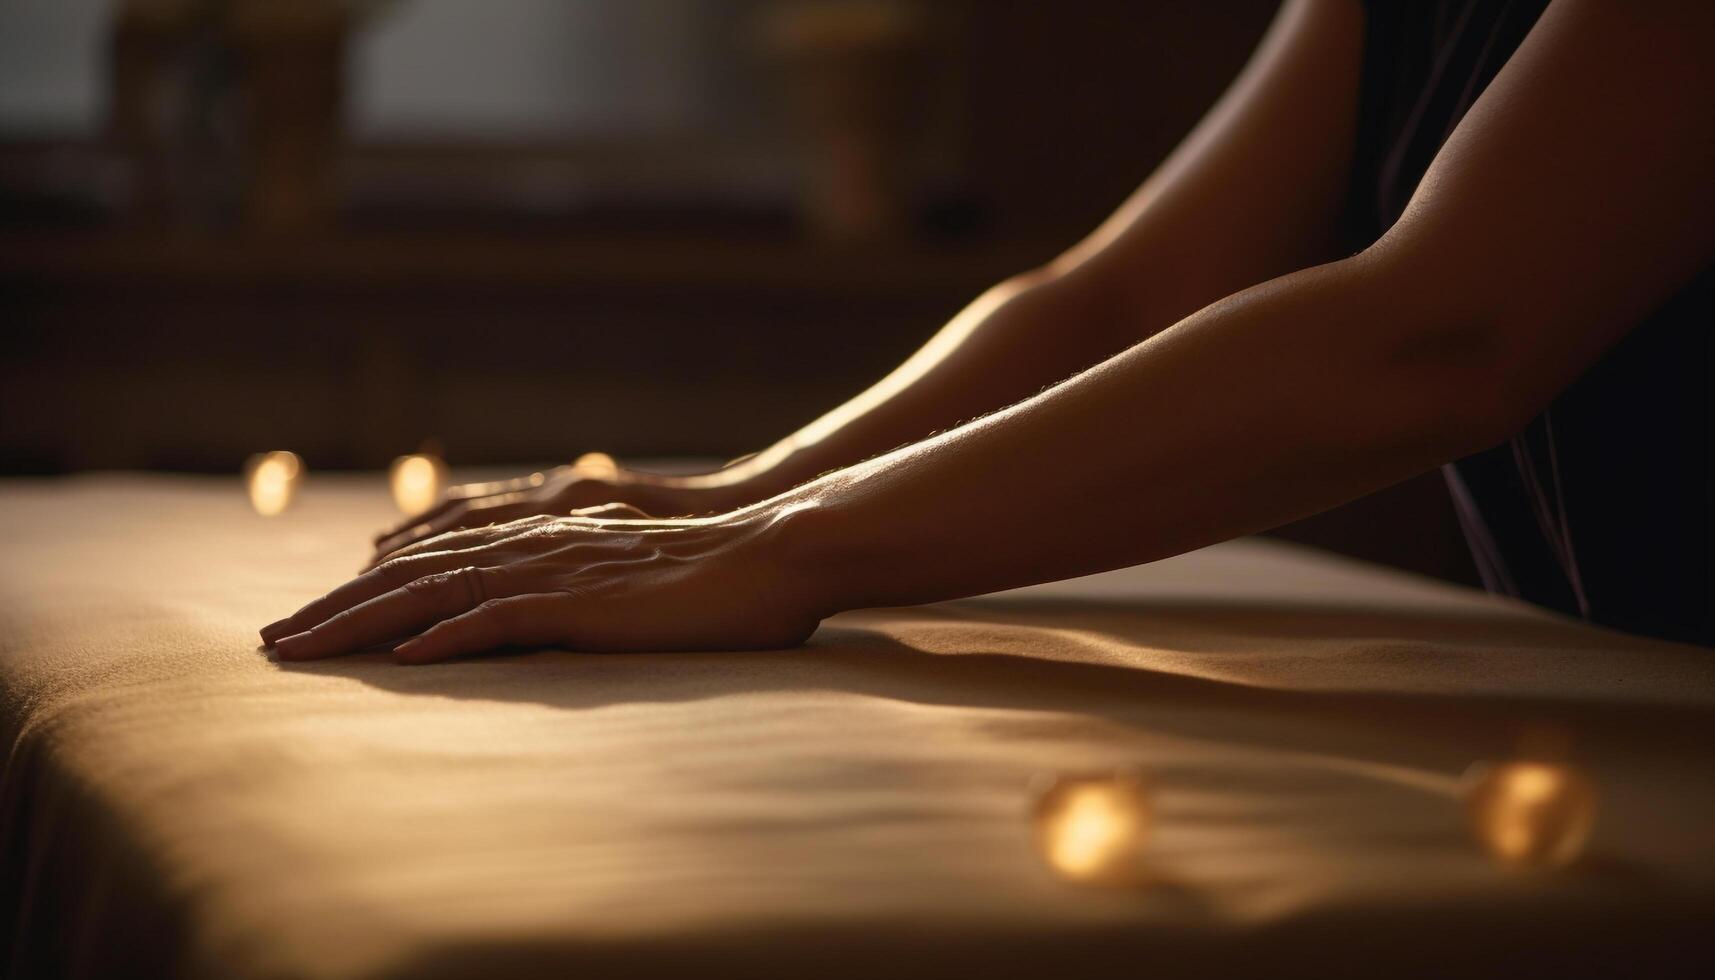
[572,451,619,479]
[389,453,447,516]
[1032,771,1152,884]
[1463,760,1596,869]
[245,451,303,516]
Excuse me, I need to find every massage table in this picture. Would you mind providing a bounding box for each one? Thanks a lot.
[2,474,1711,979]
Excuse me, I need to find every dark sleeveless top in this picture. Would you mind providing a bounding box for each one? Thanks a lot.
[1349,0,1713,647]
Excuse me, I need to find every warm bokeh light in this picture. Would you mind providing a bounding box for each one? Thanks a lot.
[244,451,303,516]
[1464,760,1596,869]
[390,453,447,516]
[572,452,619,480]
[1032,772,1152,884]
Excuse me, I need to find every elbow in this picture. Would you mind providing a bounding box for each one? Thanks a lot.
[1352,248,1552,459]
[1356,347,1530,467]
[1344,330,1540,470]
[1431,354,1544,457]
[1378,316,1548,461]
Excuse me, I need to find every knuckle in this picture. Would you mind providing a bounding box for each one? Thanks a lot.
[477,564,510,591]
[374,556,418,581]
[405,570,459,595]
[506,523,560,546]
[572,502,631,518]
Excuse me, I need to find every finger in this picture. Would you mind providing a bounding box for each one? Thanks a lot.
[393,593,575,664]
[262,549,490,645]
[372,509,464,556]
[569,502,650,520]
[372,493,532,562]
[382,492,532,553]
[274,566,517,662]
[370,512,551,571]
[370,474,545,545]
[372,499,458,546]
[448,472,546,501]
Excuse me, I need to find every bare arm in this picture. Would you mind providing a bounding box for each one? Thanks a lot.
[275,0,1714,663]
[370,0,1363,556]
[776,0,1715,610]
[705,0,1366,502]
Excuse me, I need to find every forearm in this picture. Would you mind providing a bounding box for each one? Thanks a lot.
[674,265,1140,506]
[770,250,1519,612]
[680,0,1369,510]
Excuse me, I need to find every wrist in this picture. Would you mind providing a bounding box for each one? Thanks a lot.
[687,496,831,643]
[743,479,879,620]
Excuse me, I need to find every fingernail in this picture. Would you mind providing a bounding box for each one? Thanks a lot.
[393,637,424,661]
[259,618,291,643]
[273,630,313,659]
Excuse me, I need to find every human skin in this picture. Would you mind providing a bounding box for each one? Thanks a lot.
[266,0,1715,663]
[369,0,1364,559]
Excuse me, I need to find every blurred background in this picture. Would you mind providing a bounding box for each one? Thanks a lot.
[0,0,1475,583]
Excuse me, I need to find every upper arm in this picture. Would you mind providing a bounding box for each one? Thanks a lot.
[1368,0,1715,417]
[1052,0,1366,332]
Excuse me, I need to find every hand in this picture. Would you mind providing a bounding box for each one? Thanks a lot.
[264,508,823,663]
[370,455,748,565]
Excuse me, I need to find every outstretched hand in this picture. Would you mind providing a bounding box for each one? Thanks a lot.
[369,456,740,566]
[268,508,822,664]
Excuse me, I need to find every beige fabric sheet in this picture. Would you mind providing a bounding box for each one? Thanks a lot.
[1,475,1712,980]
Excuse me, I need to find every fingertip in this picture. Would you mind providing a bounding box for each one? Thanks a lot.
[259,617,291,644]
[272,630,317,661]
[391,636,441,665]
